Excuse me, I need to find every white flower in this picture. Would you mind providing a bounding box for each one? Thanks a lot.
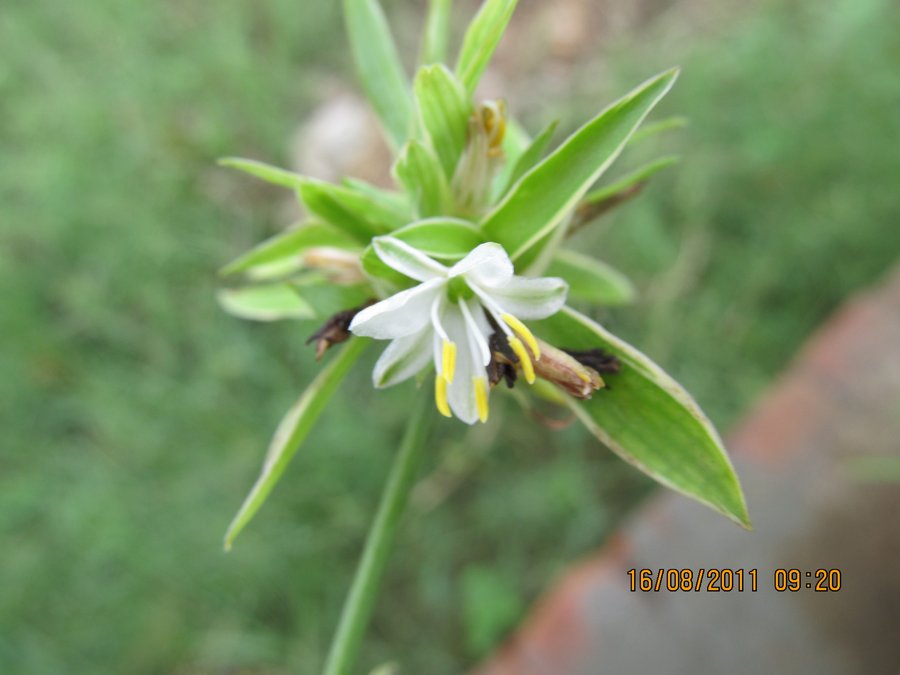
[349,237,568,424]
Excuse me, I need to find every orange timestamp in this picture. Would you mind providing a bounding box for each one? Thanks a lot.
[773,568,842,592]
[627,568,843,592]
[627,568,758,592]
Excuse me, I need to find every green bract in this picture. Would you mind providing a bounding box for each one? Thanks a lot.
[218,0,750,548]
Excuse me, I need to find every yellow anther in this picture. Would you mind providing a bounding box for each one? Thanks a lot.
[435,375,451,418]
[501,314,541,360]
[477,100,507,157]
[442,340,457,383]
[473,377,489,423]
[507,336,536,384]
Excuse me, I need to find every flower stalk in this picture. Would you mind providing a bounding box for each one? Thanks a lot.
[322,392,433,675]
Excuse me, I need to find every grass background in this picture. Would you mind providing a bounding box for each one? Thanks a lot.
[1,0,898,672]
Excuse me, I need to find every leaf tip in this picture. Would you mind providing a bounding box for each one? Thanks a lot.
[735,502,753,530]
[223,526,237,552]
[721,487,752,530]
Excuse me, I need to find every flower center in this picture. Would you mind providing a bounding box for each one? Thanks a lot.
[446,276,474,303]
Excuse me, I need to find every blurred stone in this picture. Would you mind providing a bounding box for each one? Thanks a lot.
[288,89,392,187]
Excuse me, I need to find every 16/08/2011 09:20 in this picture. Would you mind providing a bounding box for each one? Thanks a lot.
[626,568,843,592]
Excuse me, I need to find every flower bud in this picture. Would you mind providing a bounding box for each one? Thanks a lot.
[532,339,605,399]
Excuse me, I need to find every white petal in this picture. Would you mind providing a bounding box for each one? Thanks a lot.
[459,298,492,366]
[349,278,444,339]
[449,242,513,286]
[469,298,495,341]
[372,329,433,388]
[442,306,481,424]
[476,276,568,319]
[373,236,448,282]
[431,296,449,374]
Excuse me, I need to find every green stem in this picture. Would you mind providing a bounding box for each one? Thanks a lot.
[322,393,433,675]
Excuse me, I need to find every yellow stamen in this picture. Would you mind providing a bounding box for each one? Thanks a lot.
[442,340,457,383]
[481,100,507,155]
[435,375,451,418]
[473,377,489,423]
[501,314,541,360]
[507,336,536,384]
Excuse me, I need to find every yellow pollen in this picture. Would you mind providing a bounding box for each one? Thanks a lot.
[442,340,457,383]
[435,375,451,418]
[576,370,591,383]
[473,377,489,423]
[507,336,535,384]
[501,314,541,360]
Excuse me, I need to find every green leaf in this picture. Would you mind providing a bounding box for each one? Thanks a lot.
[292,278,372,319]
[583,155,680,205]
[501,117,531,161]
[414,64,471,179]
[220,159,408,241]
[361,217,483,284]
[495,119,558,198]
[628,115,688,145]
[217,283,316,322]
[546,249,636,306]
[385,217,483,257]
[533,306,750,528]
[219,157,304,190]
[480,69,679,269]
[393,140,452,218]
[343,0,413,149]
[420,0,452,65]
[341,177,413,223]
[299,179,406,243]
[455,0,519,95]
[220,222,360,277]
[224,338,370,550]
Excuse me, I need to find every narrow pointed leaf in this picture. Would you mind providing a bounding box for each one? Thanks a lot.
[546,250,636,306]
[343,0,413,148]
[217,283,316,322]
[628,115,688,145]
[414,65,471,180]
[393,140,452,218]
[533,306,750,528]
[455,0,518,95]
[341,178,413,223]
[480,69,679,269]
[361,217,482,284]
[221,159,406,242]
[383,218,483,259]
[299,179,405,242]
[583,155,680,205]
[219,157,304,190]
[501,117,531,162]
[420,0,452,65]
[495,119,558,198]
[224,339,370,549]
[289,276,372,319]
[220,222,360,277]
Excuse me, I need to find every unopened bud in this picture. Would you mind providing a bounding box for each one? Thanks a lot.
[452,100,508,217]
[532,339,605,399]
[301,247,366,285]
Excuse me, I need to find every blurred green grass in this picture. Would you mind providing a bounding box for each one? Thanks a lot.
[1,0,898,673]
